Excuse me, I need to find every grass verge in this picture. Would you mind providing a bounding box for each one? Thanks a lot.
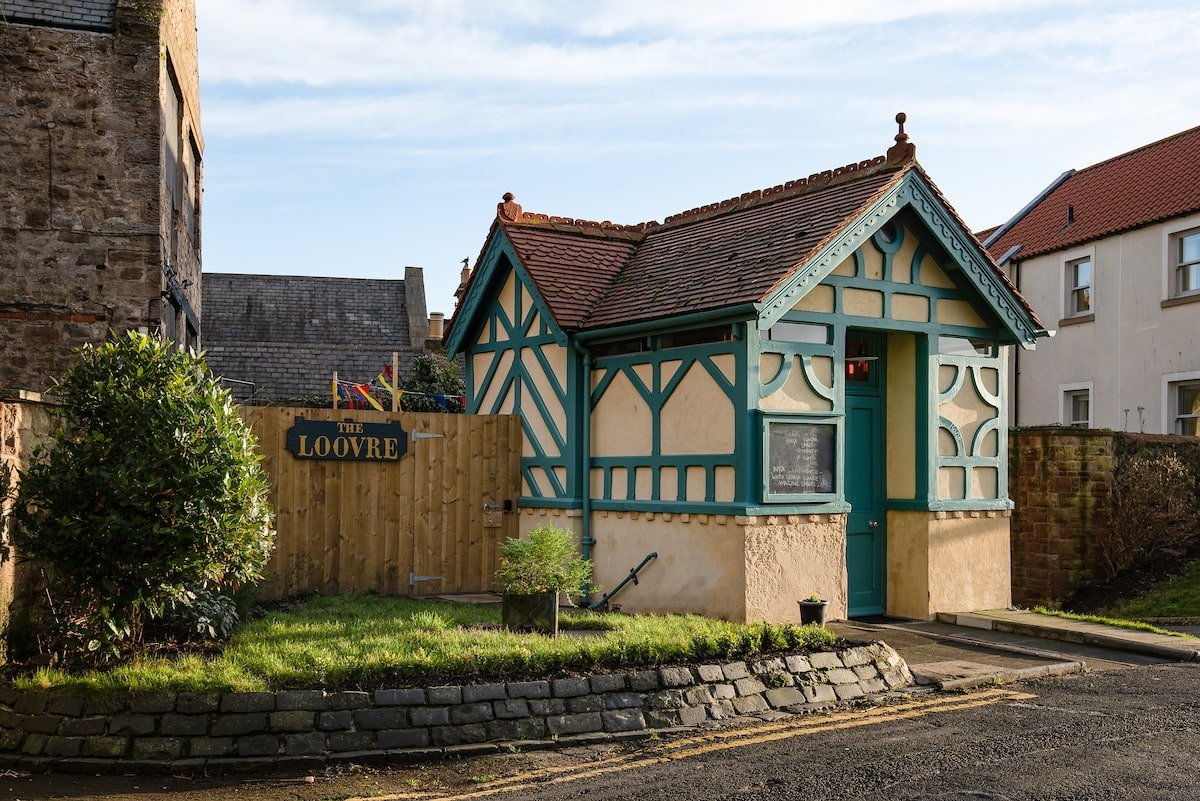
[1098,558,1200,622]
[1032,606,1196,639]
[12,595,839,695]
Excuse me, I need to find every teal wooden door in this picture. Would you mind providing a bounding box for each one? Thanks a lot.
[845,333,886,617]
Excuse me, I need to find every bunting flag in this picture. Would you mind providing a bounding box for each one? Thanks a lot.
[431,393,448,410]
[459,395,467,409]
[354,383,384,411]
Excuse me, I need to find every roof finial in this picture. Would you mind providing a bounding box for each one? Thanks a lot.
[886,111,915,164]
[497,192,523,223]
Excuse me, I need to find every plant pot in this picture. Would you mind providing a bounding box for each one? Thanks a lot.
[501,591,560,635]
[798,600,827,626]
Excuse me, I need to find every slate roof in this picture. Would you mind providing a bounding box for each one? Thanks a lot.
[202,273,429,402]
[0,0,116,31]
[986,124,1200,262]
[475,152,911,334]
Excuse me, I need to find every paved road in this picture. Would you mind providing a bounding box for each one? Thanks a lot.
[9,663,1199,801]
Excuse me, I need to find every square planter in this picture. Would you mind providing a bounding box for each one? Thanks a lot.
[502,591,560,635]
[798,600,827,626]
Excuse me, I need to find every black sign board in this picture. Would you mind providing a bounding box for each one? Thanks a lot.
[285,417,408,462]
[765,420,835,497]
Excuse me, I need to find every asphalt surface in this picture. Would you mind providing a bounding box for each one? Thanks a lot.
[6,633,1197,801]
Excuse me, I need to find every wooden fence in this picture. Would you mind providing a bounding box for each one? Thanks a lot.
[240,407,521,600]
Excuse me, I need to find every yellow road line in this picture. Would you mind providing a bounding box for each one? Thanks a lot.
[348,688,1035,801]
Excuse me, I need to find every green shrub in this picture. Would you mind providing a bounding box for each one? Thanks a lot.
[158,588,241,642]
[399,352,465,413]
[12,331,274,663]
[494,524,592,596]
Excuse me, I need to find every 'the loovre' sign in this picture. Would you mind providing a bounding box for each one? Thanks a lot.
[284,417,409,462]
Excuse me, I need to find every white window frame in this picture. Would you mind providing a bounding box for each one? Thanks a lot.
[1163,215,1200,300]
[1058,245,1095,321]
[1162,370,1200,436]
[1059,381,1093,428]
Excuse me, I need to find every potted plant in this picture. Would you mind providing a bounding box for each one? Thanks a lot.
[495,524,592,636]
[798,594,828,626]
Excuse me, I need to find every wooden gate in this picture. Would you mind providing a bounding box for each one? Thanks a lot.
[240,407,521,600]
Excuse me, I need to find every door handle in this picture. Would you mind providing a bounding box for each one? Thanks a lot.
[868,520,879,528]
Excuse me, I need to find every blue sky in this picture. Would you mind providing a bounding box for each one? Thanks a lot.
[196,1,1200,317]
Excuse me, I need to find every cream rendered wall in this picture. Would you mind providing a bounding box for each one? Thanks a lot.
[1006,211,1200,432]
[743,515,848,622]
[886,510,1011,618]
[589,512,748,620]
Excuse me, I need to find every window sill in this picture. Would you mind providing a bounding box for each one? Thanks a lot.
[1057,313,1094,327]
[1161,293,1200,310]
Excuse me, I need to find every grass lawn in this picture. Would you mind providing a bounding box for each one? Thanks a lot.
[1098,557,1200,622]
[13,595,838,695]
[1033,606,1196,638]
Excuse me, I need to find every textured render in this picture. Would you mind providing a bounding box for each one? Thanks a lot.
[743,516,848,622]
[590,513,748,620]
[201,270,429,401]
[0,644,914,774]
[0,0,203,391]
[886,509,1012,619]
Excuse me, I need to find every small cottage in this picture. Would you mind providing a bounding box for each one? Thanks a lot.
[446,116,1048,621]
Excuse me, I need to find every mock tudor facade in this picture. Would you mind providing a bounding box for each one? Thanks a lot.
[448,117,1048,622]
[0,0,203,391]
[985,124,1200,435]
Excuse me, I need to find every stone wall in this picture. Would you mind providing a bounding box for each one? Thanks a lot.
[0,0,202,391]
[0,643,911,774]
[201,270,430,401]
[1008,427,1200,606]
[0,397,55,664]
[1008,428,1115,606]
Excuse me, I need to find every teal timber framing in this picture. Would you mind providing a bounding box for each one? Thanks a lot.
[586,335,744,514]
[754,208,1013,514]
[460,234,574,506]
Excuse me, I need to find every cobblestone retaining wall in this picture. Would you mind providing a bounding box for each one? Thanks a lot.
[0,643,912,775]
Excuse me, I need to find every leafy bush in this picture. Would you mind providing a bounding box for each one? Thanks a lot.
[12,332,274,663]
[495,525,592,596]
[399,352,465,413]
[1102,451,1200,579]
[159,588,241,642]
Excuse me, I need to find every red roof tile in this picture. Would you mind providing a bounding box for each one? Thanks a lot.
[987,124,1200,261]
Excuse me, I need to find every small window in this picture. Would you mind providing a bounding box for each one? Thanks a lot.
[659,325,733,349]
[1066,257,1092,316]
[1064,389,1090,428]
[1173,229,1200,297]
[1172,380,1200,436]
[592,337,650,358]
[766,321,829,345]
[938,336,993,357]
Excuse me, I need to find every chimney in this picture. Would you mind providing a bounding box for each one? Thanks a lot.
[428,312,445,341]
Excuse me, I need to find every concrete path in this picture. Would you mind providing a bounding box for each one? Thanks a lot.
[939,608,1200,662]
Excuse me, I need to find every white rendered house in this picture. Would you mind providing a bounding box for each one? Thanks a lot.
[984,125,1200,435]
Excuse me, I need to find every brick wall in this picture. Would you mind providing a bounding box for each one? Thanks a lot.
[201,270,430,401]
[0,1,202,392]
[1008,427,1200,606]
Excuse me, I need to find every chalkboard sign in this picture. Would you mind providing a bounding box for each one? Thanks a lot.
[764,420,836,497]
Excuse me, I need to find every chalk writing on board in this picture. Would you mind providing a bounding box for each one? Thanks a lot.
[767,422,835,496]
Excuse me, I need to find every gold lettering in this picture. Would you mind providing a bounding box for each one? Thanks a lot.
[297,435,313,457]
[348,437,365,458]
[314,436,331,457]
[384,438,399,460]
[337,422,364,433]
[366,437,381,459]
[333,437,349,458]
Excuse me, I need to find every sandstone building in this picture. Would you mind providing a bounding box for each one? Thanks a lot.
[0,0,203,391]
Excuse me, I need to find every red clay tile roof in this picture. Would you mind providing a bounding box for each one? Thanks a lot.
[489,153,910,332]
[987,124,1200,262]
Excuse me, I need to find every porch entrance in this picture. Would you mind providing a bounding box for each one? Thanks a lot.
[845,330,886,617]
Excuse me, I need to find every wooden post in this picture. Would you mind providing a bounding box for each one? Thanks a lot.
[332,371,338,410]
[391,351,399,412]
